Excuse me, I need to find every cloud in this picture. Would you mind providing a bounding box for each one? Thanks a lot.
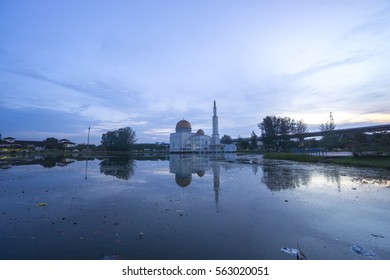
[1,0,389,143]
[143,128,174,137]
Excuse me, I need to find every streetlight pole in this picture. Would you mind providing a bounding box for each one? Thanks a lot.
[87,126,90,153]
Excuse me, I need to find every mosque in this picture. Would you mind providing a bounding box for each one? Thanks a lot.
[169,101,236,153]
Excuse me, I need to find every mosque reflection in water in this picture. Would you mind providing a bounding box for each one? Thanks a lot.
[168,154,312,194]
[168,154,390,192]
[169,154,224,209]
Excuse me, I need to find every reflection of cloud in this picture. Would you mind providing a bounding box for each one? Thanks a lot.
[130,179,148,184]
[143,169,171,176]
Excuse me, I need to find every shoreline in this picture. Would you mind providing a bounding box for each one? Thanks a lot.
[263,152,390,170]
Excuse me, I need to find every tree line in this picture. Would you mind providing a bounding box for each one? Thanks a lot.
[219,112,390,156]
[98,112,389,156]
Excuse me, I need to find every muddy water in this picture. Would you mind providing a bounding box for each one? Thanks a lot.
[0,154,389,260]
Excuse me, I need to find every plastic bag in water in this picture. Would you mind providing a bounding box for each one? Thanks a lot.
[351,245,378,257]
[281,247,300,256]
[281,247,307,260]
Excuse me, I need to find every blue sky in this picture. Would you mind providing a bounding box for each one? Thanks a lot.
[1,0,389,144]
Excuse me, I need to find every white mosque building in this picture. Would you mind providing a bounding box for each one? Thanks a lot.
[169,101,236,153]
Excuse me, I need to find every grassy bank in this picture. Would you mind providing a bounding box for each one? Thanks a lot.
[328,156,390,170]
[263,153,324,163]
[263,152,390,170]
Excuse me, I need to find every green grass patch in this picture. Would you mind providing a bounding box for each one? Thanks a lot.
[263,152,324,163]
[326,156,390,170]
[264,152,390,170]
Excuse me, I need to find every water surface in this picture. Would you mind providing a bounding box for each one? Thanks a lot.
[1,154,389,260]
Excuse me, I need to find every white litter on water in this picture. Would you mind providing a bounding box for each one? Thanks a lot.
[281,247,300,256]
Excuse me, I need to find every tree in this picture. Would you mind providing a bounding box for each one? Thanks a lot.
[237,136,250,151]
[319,112,336,132]
[319,112,338,150]
[348,132,369,156]
[220,134,233,144]
[250,131,258,151]
[258,116,306,151]
[44,137,60,150]
[101,127,137,151]
[294,119,308,134]
[348,131,390,156]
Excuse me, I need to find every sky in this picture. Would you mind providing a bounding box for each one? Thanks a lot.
[1,0,389,144]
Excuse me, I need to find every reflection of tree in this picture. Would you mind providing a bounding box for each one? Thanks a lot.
[321,167,341,191]
[99,157,136,180]
[252,164,259,175]
[261,164,311,191]
[41,156,65,168]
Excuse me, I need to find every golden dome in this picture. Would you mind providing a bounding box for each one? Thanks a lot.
[196,129,205,136]
[176,119,192,132]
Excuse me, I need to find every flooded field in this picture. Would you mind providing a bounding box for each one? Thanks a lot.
[0,154,389,260]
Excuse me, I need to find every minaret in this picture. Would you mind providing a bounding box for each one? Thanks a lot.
[211,100,220,145]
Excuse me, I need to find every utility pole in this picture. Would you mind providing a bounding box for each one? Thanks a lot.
[87,126,90,153]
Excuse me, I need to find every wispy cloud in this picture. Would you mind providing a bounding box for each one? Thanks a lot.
[0,0,389,143]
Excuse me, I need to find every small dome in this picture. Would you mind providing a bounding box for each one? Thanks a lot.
[175,174,192,188]
[196,129,205,136]
[176,119,192,132]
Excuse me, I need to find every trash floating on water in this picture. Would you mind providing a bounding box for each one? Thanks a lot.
[138,232,144,239]
[350,245,378,257]
[371,234,385,239]
[281,245,307,260]
[281,247,299,256]
[36,203,47,207]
